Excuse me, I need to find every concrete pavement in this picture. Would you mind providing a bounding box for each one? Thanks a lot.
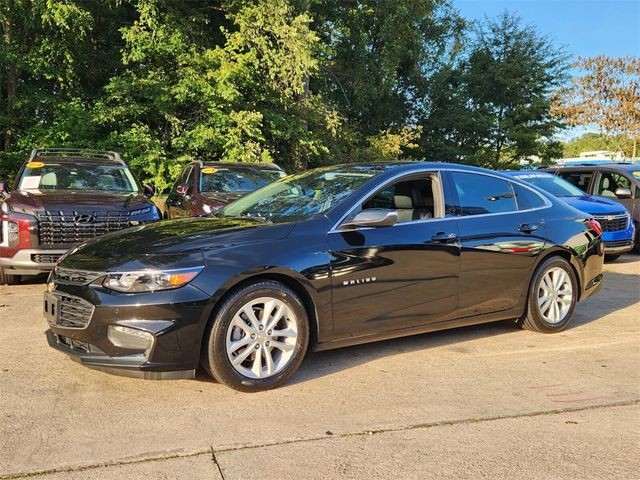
[1,256,638,479]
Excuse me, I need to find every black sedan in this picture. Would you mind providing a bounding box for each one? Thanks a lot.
[44,163,604,391]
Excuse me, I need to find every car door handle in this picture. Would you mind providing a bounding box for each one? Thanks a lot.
[518,223,539,233]
[431,232,458,243]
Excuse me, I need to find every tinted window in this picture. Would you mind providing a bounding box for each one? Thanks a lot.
[511,182,546,210]
[557,171,592,192]
[514,174,583,197]
[17,162,138,192]
[450,172,516,215]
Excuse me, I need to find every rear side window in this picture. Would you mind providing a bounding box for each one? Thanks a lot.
[449,172,516,216]
[511,182,546,210]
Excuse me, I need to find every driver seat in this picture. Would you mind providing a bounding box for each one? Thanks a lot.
[393,182,433,222]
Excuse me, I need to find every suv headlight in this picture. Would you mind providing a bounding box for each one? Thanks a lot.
[103,267,203,293]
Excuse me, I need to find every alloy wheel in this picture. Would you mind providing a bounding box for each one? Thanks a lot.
[537,266,573,324]
[225,297,298,379]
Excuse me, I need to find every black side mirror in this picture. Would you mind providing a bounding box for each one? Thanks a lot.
[0,180,8,198]
[143,183,155,198]
[342,209,398,229]
[614,187,632,199]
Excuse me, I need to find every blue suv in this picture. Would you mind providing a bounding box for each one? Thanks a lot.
[504,171,635,261]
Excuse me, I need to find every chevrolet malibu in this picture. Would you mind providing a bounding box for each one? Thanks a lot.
[44,163,604,391]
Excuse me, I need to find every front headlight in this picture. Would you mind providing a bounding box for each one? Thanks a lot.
[103,267,203,293]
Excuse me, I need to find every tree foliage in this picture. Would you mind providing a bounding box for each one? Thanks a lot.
[552,55,640,158]
[1,1,570,187]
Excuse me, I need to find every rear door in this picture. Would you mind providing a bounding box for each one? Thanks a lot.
[444,171,548,318]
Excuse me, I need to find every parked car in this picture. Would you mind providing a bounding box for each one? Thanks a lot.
[541,163,640,252]
[164,162,285,218]
[0,148,160,284]
[503,171,635,261]
[45,162,604,391]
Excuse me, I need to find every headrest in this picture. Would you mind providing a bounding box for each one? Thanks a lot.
[602,178,610,189]
[394,195,413,209]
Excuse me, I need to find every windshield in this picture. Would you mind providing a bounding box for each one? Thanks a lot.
[517,175,585,197]
[17,162,139,192]
[219,165,384,223]
[200,167,284,193]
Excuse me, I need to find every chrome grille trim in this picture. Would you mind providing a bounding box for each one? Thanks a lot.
[35,209,132,246]
[53,267,104,286]
[48,293,95,329]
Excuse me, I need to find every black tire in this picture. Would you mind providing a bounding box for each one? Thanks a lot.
[604,254,621,262]
[201,280,309,392]
[519,256,578,333]
[0,268,20,286]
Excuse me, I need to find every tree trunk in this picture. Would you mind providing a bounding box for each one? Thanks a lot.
[2,5,16,151]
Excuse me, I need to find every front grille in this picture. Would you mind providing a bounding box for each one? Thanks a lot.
[594,214,629,232]
[31,253,62,264]
[36,210,132,246]
[49,293,95,328]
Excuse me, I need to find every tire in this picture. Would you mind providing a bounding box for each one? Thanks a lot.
[0,268,20,286]
[604,254,621,262]
[519,256,578,333]
[201,280,309,392]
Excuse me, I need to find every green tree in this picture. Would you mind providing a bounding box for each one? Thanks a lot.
[421,12,568,167]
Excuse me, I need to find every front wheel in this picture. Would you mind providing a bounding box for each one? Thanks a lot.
[0,268,20,286]
[201,281,309,392]
[519,257,578,333]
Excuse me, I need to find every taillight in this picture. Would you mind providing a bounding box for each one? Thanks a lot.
[587,219,602,236]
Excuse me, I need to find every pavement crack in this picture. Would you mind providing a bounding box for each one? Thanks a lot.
[2,399,637,479]
[211,446,226,480]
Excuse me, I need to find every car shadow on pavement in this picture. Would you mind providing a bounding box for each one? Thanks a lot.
[285,270,639,386]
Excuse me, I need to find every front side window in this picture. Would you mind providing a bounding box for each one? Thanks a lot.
[18,162,138,192]
[200,167,284,193]
[220,165,386,223]
[358,176,437,223]
[449,172,516,216]
[557,171,592,192]
[593,171,632,199]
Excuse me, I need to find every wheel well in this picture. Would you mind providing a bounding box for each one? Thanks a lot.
[209,273,320,350]
[534,250,582,300]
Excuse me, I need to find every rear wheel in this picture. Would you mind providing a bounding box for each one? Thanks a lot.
[519,257,577,333]
[201,281,309,392]
[0,268,20,286]
[604,254,621,262]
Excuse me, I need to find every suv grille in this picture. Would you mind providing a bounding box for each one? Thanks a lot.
[593,214,629,232]
[49,293,94,329]
[36,210,132,246]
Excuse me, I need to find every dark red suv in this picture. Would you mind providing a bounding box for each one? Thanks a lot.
[0,148,160,284]
[164,162,285,218]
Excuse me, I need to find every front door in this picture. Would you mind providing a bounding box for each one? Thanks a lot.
[328,173,460,338]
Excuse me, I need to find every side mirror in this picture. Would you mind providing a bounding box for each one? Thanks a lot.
[614,187,632,199]
[342,209,398,229]
[143,183,155,197]
[176,184,189,196]
[0,180,8,197]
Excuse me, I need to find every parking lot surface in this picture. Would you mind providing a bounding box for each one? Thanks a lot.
[1,256,639,479]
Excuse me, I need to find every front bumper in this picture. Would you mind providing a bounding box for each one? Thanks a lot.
[45,282,213,378]
[0,248,67,275]
[603,240,635,254]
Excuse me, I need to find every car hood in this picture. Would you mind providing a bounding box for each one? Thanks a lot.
[60,217,295,272]
[561,195,628,215]
[6,190,153,212]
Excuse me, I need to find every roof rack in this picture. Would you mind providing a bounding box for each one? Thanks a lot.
[29,148,123,163]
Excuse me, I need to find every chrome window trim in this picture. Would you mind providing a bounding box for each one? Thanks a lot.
[329,168,552,233]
